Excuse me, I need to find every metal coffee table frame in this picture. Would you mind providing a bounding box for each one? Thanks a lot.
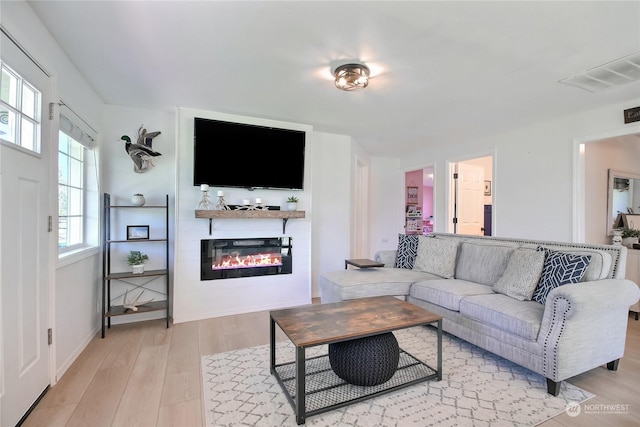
[269,297,442,425]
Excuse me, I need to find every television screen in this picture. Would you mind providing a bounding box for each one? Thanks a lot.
[193,117,306,190]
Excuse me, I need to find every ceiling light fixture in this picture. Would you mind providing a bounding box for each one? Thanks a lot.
[334,63,370,91]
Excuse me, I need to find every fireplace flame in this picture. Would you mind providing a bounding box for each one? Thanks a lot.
[212,253,283,270]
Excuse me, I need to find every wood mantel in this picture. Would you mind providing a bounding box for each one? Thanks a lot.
[195,209,305,234]
[195,210,305,219]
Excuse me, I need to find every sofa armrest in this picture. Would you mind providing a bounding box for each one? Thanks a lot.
[374,250,397,267]
[538,279,640,381]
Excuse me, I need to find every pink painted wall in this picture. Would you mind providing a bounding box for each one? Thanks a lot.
[405,170,423,206]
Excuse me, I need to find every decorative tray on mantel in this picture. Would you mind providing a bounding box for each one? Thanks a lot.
[194,210,305,219]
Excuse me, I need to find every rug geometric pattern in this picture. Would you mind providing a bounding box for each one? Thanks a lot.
[202,326,593,426]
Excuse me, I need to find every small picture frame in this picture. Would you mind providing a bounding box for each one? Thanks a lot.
[406,186,419,204]
[127,225,149,240]
[484,180,492,196]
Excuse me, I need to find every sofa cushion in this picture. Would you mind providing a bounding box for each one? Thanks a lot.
[410,279,495,311]
[492,248,545,301]
[459,294,545,340]
[531,247,591,305]
[412,236,459,278]
[319,268,439,302]
[394,234,419,269]
[454,242,514,286]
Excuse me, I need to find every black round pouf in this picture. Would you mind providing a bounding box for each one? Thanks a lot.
[328,332,400,386]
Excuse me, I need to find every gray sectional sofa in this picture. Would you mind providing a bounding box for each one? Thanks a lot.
[319,233,640,395]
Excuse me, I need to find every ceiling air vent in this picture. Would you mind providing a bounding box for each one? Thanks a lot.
[560,52,640,92]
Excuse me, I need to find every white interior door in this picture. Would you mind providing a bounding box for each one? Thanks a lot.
[456,162,484,235]
[1,31,52,426]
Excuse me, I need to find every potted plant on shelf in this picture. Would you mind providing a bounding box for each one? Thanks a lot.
[622,228,640,248]
[127,250,149,274]
[286,196,299,211]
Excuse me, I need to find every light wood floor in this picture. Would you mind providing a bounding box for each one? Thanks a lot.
[23,308,639,427]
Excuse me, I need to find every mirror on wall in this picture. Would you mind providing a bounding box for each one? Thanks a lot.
[607,169,640,234]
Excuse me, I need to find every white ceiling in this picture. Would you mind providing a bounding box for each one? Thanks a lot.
[27,1,640,157]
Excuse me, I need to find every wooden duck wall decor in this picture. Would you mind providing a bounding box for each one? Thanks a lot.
[121,124,162,173]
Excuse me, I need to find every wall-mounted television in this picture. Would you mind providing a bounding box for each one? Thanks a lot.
[193,117,306,190]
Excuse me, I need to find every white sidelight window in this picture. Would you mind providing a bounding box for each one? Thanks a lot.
[57,113,99,256]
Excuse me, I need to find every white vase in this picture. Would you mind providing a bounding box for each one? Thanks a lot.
[131,194,145,206]
[132,264,145,274]
[612,229,623,246]
[286,202,298,211]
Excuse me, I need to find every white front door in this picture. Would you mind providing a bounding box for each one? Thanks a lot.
[456,162,485,235]
[1,31,52,426]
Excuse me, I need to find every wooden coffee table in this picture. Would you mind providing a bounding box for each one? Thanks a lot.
[270,296,442,425]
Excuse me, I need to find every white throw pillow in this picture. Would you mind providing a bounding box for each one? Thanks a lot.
[412,236,459,278]
[492,248,545,301]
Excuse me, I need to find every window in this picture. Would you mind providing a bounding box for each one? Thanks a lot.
[0,62,41,153]
[58,131,85,250]
[57,113,98,257]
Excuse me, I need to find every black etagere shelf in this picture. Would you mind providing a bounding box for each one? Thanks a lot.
[101,193,170,338]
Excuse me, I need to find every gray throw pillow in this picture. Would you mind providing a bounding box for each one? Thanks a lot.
[493,248,545,301]
[412,236,459,278]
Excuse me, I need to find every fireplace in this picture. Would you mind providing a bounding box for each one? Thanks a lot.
[201,237,292,280]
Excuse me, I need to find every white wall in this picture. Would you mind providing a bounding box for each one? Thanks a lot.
[55,256,101,377]
[173,107,314,323]
[100,105,358,320]
[311,132,352,296]
[373,100,640,243]
[102,105,176,324]
[370,156,404,253]
[1,1,105,381]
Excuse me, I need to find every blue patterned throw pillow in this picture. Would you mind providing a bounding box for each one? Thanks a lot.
[531,247,591,305]
[394,234,419,269]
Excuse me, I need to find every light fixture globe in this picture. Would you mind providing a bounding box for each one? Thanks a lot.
[334,63,370,91]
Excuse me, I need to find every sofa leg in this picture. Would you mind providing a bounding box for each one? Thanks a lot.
[546,378,560,396]
[607,359,620,371]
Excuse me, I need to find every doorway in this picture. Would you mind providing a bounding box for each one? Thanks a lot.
[404,166,434,235]
[450,156,493,236]
[576,130,640,244]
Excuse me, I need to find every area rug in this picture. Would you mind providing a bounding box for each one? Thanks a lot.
[201,326,593,426]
